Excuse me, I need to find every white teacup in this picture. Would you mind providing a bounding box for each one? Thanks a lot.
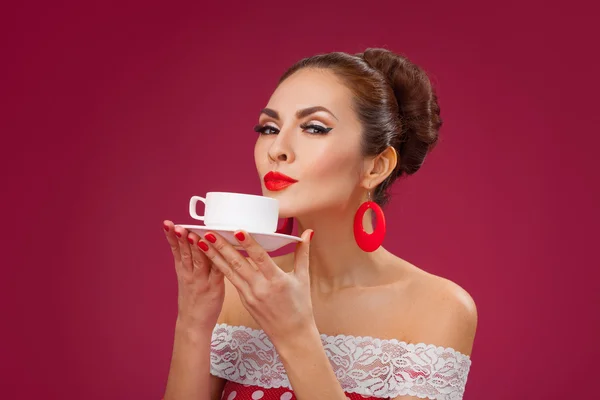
[189,192,279,233]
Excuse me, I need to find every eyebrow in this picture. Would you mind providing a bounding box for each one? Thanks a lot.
[260,106,339,121]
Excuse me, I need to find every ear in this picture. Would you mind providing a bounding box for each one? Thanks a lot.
[361,146,398,188]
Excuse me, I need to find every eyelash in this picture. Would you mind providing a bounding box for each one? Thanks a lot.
[253,123,333,136]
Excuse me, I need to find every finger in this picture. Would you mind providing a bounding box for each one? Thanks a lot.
[205,232,263,286]
[195,240,224,283]
[208,259,224,285]
[198,232,253,296]
[187,231,211,279]
[293,230,314,281]
[234,230,280,280]
[163,220,182,266]
[173,225,193,274]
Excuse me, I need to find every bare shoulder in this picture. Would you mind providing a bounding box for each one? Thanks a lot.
[398,260,478,356]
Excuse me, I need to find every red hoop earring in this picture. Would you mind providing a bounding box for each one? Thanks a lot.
[353,194,386,252]
[276,217,294,235]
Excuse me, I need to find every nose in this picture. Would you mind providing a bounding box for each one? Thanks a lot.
[267,132,295,164]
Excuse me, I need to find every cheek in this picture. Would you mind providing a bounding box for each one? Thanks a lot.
[254,139,268,172]
[303,140,361,185]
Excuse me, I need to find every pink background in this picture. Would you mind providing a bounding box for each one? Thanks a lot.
[2,1,599,398]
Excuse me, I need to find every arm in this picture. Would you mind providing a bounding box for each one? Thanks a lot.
[197,229,348,400]
[275,324,347,400]
[164,319,214,400]
[161,223,228,400]
[162,322,225,400]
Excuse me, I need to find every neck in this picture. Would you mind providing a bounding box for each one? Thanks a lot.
[295,204,392,294]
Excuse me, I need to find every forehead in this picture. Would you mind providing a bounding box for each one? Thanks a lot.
[267,68,354,117]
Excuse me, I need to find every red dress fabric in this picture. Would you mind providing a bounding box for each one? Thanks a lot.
[221,381,381,400]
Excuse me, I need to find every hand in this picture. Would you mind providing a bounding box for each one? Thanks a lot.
[163,220,225,330]
[197,229,315,344]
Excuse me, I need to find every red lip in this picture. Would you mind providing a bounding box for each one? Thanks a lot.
[264,171,298,191]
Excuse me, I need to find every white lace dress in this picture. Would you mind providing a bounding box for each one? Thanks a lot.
[210,324,472,400]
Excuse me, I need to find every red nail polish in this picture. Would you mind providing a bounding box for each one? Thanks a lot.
[163,224,169,232]
[310,231,314,240]
[205,233,216,243]
[187,237,194,245]
[235,232,245,241]
[175,231,182,238]
[198,241,209,251]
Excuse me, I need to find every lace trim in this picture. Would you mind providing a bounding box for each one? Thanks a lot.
[210,323,471,400]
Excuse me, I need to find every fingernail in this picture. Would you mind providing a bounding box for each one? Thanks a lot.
[198,241,209,251]
[205,233,216,243]
[163,224,169,232]
[235,232,245,241]
[310,231,314,240]
[175,230,182,238]
[187,237,194,245]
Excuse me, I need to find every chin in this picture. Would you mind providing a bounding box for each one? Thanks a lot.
[270,194,297,218]
[262,186,309,218]
[273,196,292,218]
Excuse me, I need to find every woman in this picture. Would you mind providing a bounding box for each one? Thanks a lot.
[162,48,477,400]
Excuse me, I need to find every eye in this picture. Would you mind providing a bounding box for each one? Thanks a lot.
[300,122,333,135]
[253,124,280,135]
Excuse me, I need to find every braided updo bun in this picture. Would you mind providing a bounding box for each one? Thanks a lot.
[279,48,442,206]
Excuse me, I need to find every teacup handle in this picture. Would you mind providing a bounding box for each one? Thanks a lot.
[189,196,206,221]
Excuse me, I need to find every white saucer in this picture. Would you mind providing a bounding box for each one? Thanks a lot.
[177,224,303,252]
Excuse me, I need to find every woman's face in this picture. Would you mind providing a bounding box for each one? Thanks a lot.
[254,68,366,218]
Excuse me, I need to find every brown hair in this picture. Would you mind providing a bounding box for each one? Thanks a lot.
[279,48,442,206]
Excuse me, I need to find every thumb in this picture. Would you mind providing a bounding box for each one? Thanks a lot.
[293,229,314,281]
